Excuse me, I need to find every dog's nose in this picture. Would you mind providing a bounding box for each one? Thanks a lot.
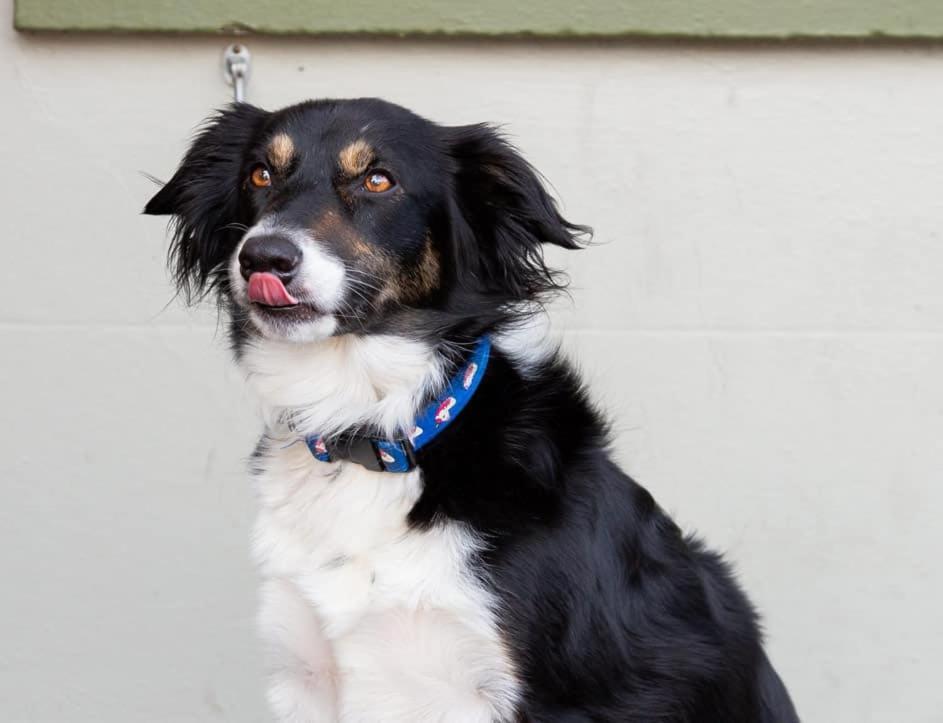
[239,235,302,281]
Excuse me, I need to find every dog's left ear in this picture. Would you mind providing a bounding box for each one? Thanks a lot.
[445,124,591,304]
[144,103,269,301]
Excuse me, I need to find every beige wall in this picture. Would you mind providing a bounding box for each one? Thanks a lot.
[2,1,941,719]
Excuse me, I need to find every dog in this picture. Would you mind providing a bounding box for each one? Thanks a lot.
[145,98,799,722]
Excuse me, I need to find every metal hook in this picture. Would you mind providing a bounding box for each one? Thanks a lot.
[223,44,251,103]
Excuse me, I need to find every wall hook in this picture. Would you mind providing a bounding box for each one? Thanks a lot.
[222,43,251,103]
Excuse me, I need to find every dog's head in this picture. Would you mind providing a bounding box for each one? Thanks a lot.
[145,98,588,344]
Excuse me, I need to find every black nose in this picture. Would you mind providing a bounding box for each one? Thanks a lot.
[239,235,302,281]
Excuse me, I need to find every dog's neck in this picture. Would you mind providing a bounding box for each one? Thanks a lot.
[238,313,556,444]
[239,333,449,441]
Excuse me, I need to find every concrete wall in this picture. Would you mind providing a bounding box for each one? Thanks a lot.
[2,1,941,719]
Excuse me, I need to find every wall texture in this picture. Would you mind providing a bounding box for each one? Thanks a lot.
[2,1,941,720]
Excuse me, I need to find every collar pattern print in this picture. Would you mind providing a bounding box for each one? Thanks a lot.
[304,336,492,473]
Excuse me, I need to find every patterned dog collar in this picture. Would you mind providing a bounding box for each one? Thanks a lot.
[304,336,491,473]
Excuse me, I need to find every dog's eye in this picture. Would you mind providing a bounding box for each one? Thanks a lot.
[249,165,272,189]
[363,171,394,194]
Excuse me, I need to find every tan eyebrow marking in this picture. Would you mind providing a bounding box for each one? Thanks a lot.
[338,139,374,177]
[267,133,295,171]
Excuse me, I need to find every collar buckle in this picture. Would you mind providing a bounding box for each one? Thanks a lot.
[323,435,417,473]
[325,435,385,473]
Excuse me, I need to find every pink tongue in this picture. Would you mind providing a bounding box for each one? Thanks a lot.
[247,272,299,307]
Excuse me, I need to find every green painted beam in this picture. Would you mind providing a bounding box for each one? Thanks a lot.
[15,0,943,38]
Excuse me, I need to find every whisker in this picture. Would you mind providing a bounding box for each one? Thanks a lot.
[218,222,250,234]
[345,268,387,290]
[344,286,376,309]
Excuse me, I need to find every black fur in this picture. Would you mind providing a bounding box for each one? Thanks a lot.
[416,351,798,721]
[145,98,799,722]
[145,103,269,301]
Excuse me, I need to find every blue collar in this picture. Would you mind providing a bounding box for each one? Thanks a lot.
[304,336,491,473]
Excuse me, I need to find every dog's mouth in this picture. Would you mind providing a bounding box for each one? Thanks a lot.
[242,272,333,333]
[247,273,299,308]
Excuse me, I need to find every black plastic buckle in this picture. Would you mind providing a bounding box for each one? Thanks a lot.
[322,435,420,473]
[325,435,384,472]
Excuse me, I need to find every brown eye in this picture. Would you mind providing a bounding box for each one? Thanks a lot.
[363,171,394,193]
[249,165,272,188]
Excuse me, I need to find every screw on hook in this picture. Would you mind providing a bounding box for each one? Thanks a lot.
[223,44,251,103]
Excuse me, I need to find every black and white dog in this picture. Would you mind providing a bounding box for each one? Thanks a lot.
[145,98,799,722]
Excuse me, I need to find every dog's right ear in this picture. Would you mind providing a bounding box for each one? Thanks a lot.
[144,103,269,301]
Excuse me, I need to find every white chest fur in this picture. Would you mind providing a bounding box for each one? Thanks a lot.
[251,438,519,722]
[239,329,523,723]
